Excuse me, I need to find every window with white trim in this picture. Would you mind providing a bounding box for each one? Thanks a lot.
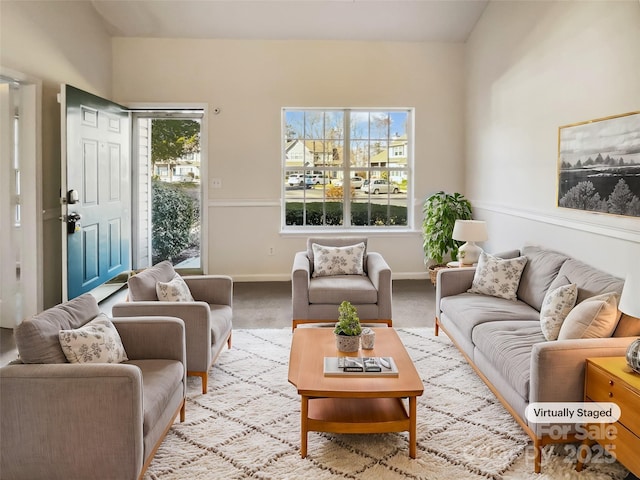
[282,108,412,229]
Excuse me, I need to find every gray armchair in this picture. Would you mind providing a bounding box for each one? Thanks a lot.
[292,237,392,329]
[112,261,232,394]
[0,293,186,480]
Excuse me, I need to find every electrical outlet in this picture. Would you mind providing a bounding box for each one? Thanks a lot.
[210,178,222,189]
[268,247,275,256]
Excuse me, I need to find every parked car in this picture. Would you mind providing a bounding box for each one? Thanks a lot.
[310,174,329,185]
[287,174,303,186]
[362,178,400,194]
[332,176,364,188]
[287,174,314,187]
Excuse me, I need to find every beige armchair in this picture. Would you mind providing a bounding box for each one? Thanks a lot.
[292,237,393,329]
[112,261,232,394]
[0,293,186,480]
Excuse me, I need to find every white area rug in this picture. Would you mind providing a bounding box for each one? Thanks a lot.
[144,329,628,479]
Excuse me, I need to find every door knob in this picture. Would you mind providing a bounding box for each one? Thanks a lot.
[67,212,81,234]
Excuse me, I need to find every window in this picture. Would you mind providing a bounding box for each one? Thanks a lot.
[283,108,412,229]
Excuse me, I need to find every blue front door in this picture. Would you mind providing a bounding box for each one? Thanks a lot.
[62,85,131,300]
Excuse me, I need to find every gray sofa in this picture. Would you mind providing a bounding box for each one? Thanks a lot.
[0,293,187,480]
[435,245,640,473]
[292,237,392,328]
[113,260,233,394]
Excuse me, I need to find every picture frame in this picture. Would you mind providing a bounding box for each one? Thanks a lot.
[557,111,640,218]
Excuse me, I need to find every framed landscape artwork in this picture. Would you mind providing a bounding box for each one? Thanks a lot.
[557,111,640,218]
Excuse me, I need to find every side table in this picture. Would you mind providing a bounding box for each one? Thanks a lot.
[576,357,640,477]
[446,261,477,267]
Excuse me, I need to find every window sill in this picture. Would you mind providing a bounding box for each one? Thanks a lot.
[280,227,420,237]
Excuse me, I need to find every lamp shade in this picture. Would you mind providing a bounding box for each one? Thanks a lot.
[619,273,640,319]
[452,220,488,242]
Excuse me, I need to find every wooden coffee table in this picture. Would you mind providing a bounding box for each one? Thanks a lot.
[288,328,424,458]
[292,318,392,331]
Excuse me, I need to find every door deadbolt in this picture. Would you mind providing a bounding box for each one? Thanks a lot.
[67,189,79,204]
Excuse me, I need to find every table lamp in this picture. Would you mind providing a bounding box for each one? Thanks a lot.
[620,273,640,374]
[452,220,488,265]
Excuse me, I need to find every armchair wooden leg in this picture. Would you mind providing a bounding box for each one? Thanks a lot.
[434,317,439,336]
[188,371,208,394]
[534,438,542,474]
[180,399,186,422]
[227,331,232,349]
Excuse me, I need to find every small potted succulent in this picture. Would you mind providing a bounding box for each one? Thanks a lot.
[334,301,362,352]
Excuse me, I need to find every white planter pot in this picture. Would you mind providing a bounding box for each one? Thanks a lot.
[335,334,360,353]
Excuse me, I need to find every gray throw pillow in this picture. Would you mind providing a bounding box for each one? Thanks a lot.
[128,260,176,301]
[14,293,101,364]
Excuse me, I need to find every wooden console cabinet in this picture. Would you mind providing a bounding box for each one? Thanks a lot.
[577,357,640,476]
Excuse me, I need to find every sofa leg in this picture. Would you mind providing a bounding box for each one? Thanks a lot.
[199,372,207,394]
[227,331,232,349]
[180,399,186,422]
[188,371,208,394]
[434,317,439,336]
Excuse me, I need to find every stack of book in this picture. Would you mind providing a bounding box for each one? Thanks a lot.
[323,356,398,376]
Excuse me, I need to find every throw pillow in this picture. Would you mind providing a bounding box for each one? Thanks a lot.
[59,314,128,364]
[14,293,101,364]
[558,292,621,340]
[128,260,176,301]
[156,274,194,302]
[467,252,528,301]
[539,283,578,341]
[312,242,366,277]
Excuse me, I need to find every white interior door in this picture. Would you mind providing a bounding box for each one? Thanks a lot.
[0,83,17,327]
[0,77,41,327]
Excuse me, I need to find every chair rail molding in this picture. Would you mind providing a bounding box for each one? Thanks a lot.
[473,201,640,244]
[208,199,280,208]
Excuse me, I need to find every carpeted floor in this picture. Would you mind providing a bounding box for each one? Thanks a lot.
[143,328,628,480]
[230,280,437,330]
[0,280,435,365]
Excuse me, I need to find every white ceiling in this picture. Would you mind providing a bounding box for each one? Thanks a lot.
[90,0,488,42]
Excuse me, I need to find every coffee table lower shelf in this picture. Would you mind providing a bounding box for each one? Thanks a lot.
[300,396,417,458]
[292,318,392,331]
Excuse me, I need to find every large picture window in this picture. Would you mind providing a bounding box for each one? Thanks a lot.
[282,108,412,229]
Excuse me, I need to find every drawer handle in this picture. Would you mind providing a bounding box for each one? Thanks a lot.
[609,380,614,386]
[608,392,613,398]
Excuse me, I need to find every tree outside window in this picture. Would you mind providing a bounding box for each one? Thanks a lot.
[150,118,201,265]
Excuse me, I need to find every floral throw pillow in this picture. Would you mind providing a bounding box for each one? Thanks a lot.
[312,242,366,277]
[59,314,128,363]
[156,274,194,302]
[539,283,578,340]
[467,252,528,301]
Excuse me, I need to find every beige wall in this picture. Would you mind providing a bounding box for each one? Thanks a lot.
[113,38,466,279]
[5,0,637,299]
[0,1,112,306]
[465,0,640,277]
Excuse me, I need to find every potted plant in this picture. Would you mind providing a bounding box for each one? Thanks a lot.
[422,191,472,284]
[334,301,362,352]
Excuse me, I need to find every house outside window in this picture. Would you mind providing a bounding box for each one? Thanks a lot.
[282,108,412,230]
